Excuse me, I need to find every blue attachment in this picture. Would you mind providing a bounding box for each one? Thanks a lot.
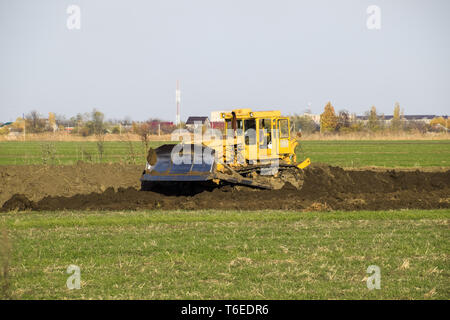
[140,144,215,182]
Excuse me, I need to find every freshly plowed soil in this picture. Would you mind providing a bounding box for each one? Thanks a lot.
[0,163,141,206]
[1,163,449,211]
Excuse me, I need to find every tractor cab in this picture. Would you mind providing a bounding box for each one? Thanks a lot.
[220,109,296,165]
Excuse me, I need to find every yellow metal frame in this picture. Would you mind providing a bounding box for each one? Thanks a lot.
[221,109,282,119]
[206,108,311,169]
[297,158,311,169]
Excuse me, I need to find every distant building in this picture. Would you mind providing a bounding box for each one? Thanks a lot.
[147,121,174,128]
[8,130,21,137]
[186,116,210,131]
[210,111,227,122]
[355,115,444,124]
[0,122,12,128]
[209,111,228,131]
[210,121,225,130]
[302,112,321,125]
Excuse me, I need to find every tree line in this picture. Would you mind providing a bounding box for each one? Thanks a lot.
[290,102,449,135]
[2,105,448,138]
[0,109,180,137]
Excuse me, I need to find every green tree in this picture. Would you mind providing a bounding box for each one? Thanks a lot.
[367,106,379,131]
[90,109,105,135]
[81,109,106,160]
[290,115,318,134]
[320,102,338,133]
[391,102,401,132]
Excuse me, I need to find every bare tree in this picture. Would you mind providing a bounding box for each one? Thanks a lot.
[26,110,45,133]
[337,110,351,131]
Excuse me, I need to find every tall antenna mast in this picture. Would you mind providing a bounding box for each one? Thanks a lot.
[176,80,181,128]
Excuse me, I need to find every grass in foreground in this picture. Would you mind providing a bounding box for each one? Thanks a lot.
[0,209,448,299]
[0,140,449,167]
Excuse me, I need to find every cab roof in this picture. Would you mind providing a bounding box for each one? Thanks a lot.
[221,109,282,119]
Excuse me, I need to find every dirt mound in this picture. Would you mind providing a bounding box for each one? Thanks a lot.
[1,164,449,212]
[301,164,449,195]
[2,194,35,211]
[0,163,142,206]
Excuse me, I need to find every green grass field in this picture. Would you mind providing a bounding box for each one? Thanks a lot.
[300,140,450,168]
[0,140,449,300]
[0,140,449,167]
[1,209,448,299]
[0,141,172,165]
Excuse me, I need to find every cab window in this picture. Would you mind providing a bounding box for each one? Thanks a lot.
[259,119,272,148]
[279,119,289,138]
[225,119,243,130]
[244,119,256,145]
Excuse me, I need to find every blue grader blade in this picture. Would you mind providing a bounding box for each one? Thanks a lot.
[140,144,215,182]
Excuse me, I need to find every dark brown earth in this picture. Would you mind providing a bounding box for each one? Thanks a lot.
[1,163,449,211]
[0,163,141,206]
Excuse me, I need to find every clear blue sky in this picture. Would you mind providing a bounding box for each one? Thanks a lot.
[1,0,449,122]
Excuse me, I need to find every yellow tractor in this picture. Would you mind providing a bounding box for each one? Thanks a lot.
[141,108,310,190]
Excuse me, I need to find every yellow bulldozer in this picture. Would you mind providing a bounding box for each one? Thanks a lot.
[141,108,310,190]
